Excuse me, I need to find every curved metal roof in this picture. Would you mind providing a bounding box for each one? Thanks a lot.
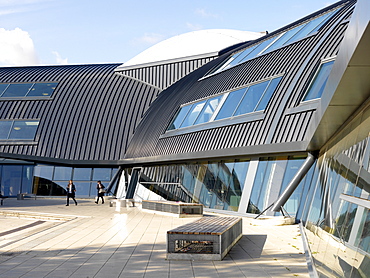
[124,1,358,164]
[0,64,160,165]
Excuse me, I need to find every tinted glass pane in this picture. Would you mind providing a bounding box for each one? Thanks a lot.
[1,83,32,97]
[303,60,334,101]
[33,165,54,180]
[74,181,92,196]
[308,11,335,35]
[289,13,331,42]
[73,168,92,180]
[53,167,72,180]
[194,95,223,125]
[0,121,12,139]
[8,120,39,139]
[1,165,22,196]
[21,165,34,194]
[234,81,269,116]
[180,100,206,128]
[167,105,192,130]
[215,88,247,120]
[239,36,276,63]
[255,77,282,111]
[265,25,304,53]
[0,84,8,96]
[27,82,58,97]
[93,168,112,181]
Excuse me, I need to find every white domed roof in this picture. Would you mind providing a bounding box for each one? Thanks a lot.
[117,29,264,70]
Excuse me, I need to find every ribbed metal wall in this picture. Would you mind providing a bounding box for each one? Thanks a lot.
[117,56,217,90]
[125,1,355,159]
[0,64,161,162]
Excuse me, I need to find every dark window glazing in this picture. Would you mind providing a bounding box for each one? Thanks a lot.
[0,82,58,98]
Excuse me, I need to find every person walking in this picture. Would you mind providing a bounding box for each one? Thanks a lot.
[95,180,105,204]
[66,180,77,206]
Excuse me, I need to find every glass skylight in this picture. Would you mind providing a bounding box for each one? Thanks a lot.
[302,60,335,101]
[167,76,282,131]
[0,82,58,98]
[207,9,337,77]
[0,120,39,140]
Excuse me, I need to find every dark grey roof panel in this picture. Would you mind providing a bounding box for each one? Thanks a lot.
[0,64,161,163]
[118,56,217,90]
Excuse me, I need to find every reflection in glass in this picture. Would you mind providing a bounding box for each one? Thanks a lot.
[53,167,72,180]
[0,121,12,139]
[180,100,206,128]
[27,82,58,97]
[256,77,282,111]
[167,105,192,130]
[93,168,112,181]
[1,83,32,97]
[8,120,39,140]
[194,95,222,125]
[215,88,246,120]
[303,60,335,101]
[73,168,92,180]
[234,81,269,116]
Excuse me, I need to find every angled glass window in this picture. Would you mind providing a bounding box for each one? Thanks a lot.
[255,76,282,111]
[167,105,192,130]
[0,120,39,140]
[167,75,282,132]
[27,82,58,97]
[0,82,58,99]
[205,9,337,77]
[180,100,206,128]
[0,121,12,139]
[0,84,9,96]
[194,95,223,125]
[1,84,33,98]
[302,60,335,101]
[234,81,270,116]
[8,120,39,139]
[215,88,247,121]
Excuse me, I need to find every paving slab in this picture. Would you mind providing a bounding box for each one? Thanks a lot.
[0,198,309,278]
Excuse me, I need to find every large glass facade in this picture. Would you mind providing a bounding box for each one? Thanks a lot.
[33,165,118,197]
[300,104,370,277]
[139,159,250,212]
[0,164,33,196]
[0,164,118,198]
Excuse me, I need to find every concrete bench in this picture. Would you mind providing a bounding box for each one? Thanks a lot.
[109,198,136,212]
[142,200,203,217]
[167,216,242,260]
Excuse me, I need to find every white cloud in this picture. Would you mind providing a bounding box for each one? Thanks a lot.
[195,8,219,18]
[186,22,203,31]
[131,33,165,46]
[52,51,68,65]
[0,27,39,66]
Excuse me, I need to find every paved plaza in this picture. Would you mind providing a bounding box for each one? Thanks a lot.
[0,198,310,278]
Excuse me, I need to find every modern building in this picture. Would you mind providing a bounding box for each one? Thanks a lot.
[0,0,369,276]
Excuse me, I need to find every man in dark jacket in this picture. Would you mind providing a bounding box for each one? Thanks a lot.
[66,180,77,206]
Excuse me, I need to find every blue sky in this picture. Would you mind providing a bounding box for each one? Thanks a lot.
[0,0,336,66]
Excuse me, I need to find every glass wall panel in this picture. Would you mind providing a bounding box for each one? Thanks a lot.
[73,168,92,181]
[93,168,112,181]
[264,25,304,53]
[53,167,72,181]
[74,181,92,196]
[21,165,34,194]
[1,165,22,196]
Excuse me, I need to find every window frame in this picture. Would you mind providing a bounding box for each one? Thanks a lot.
[0,82,58,100]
